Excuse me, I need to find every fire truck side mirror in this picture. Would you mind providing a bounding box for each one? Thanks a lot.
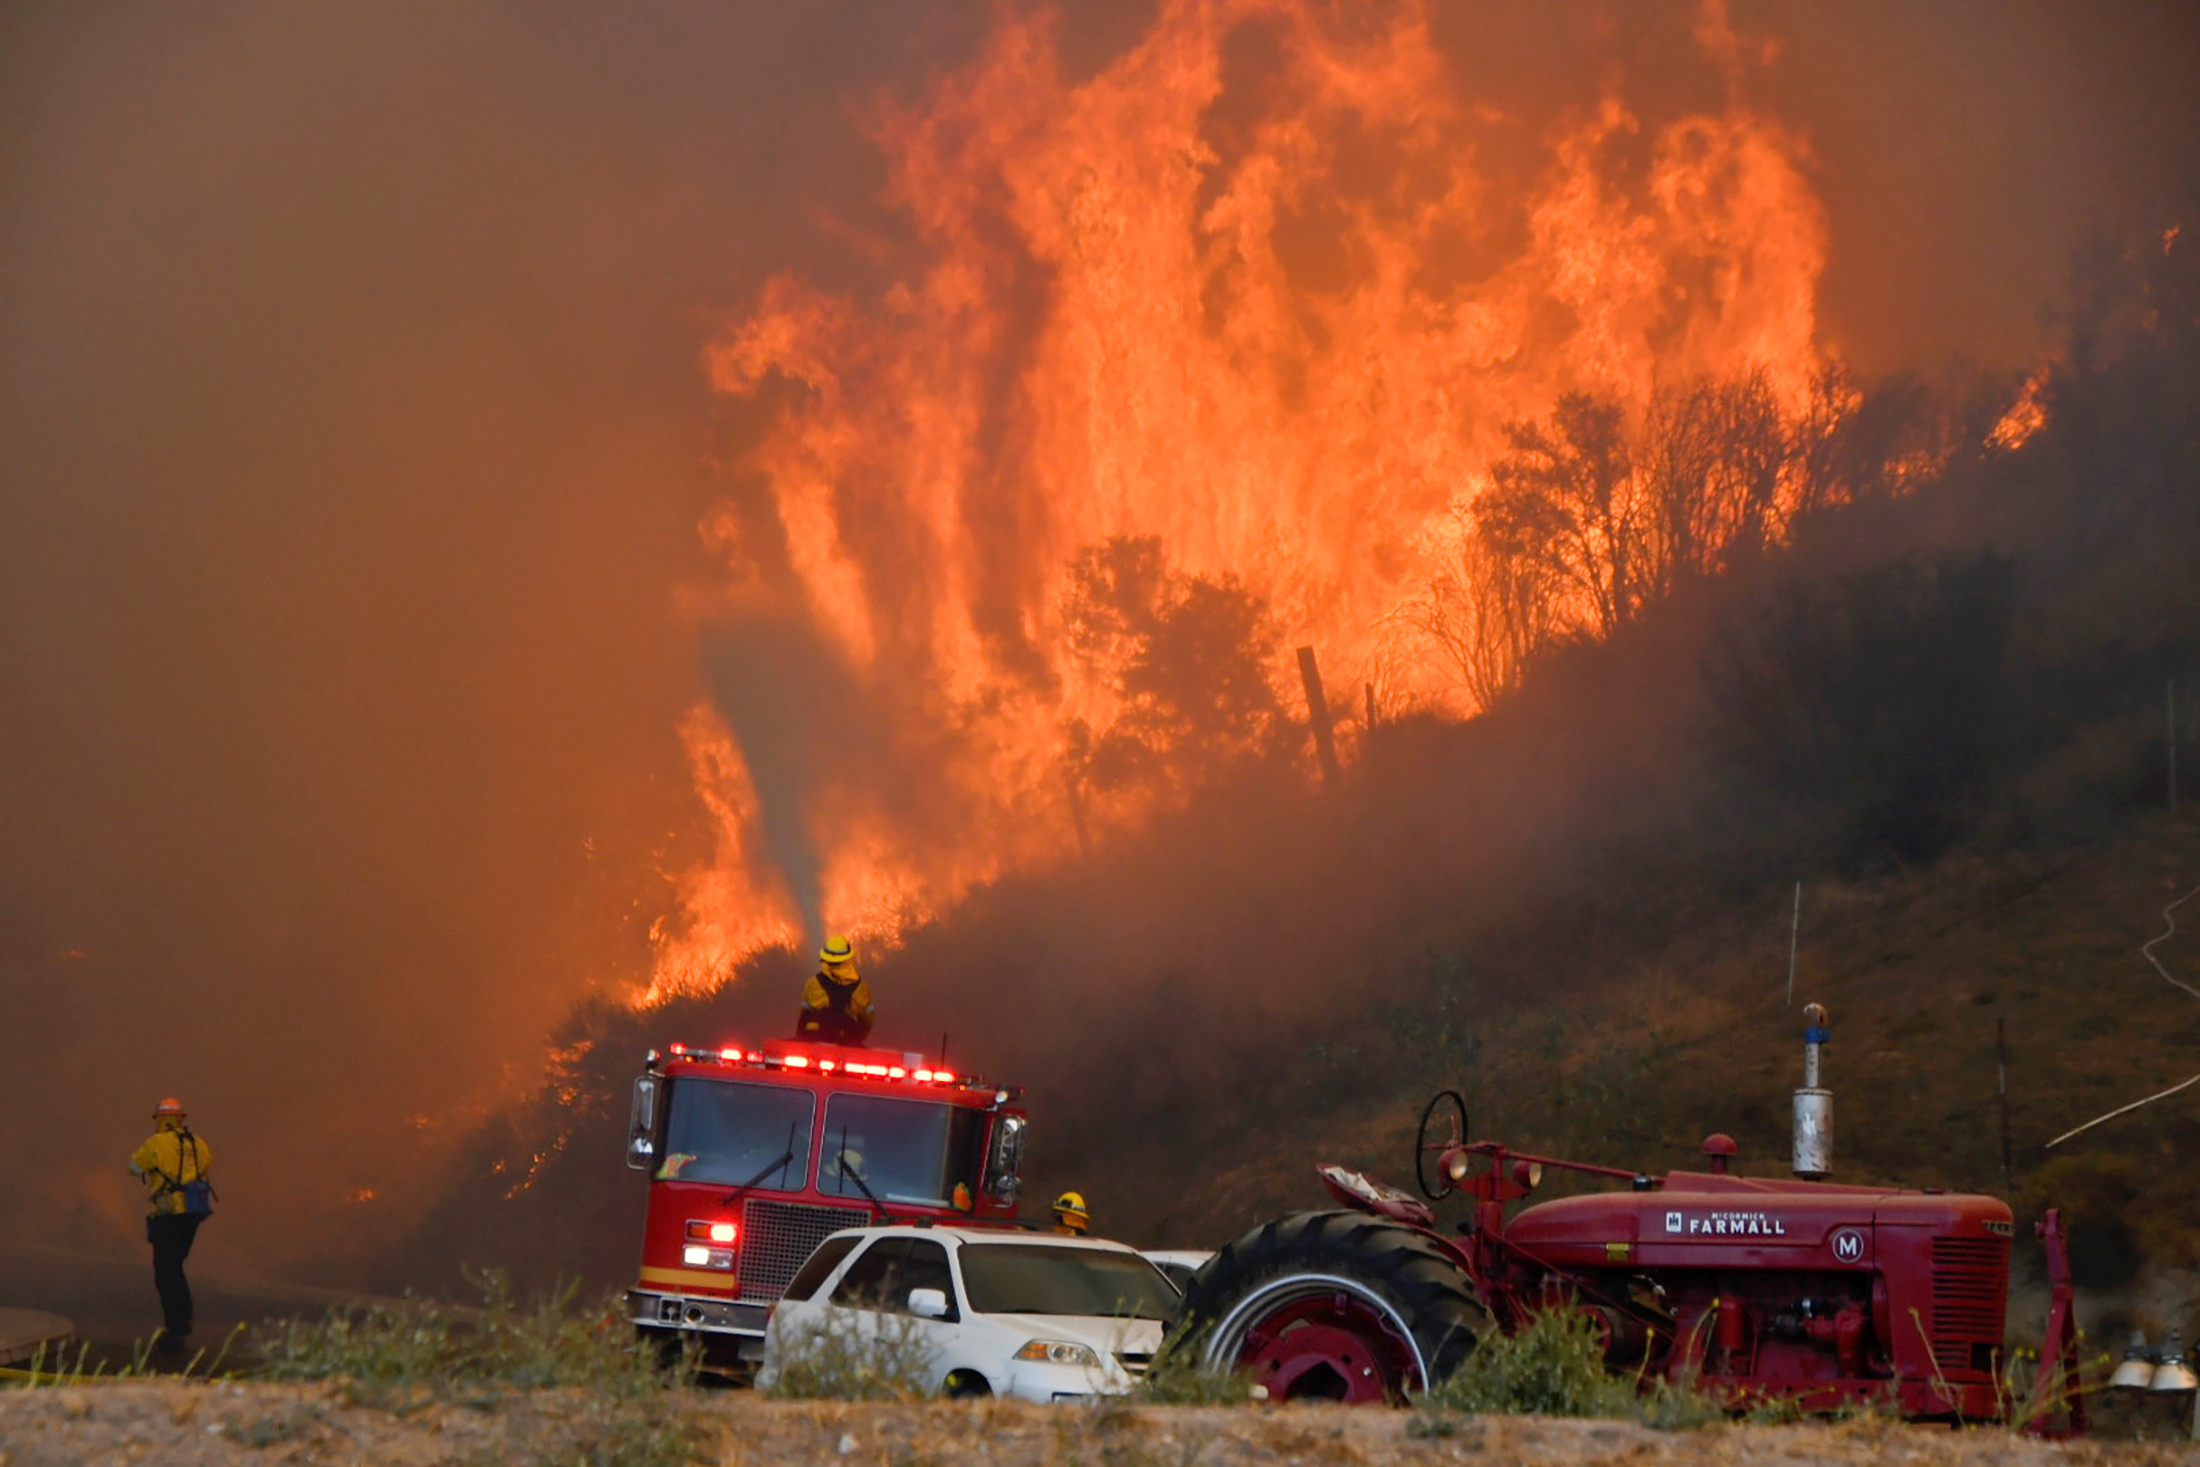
[984,1114,1026,1203]
[626,1076,659,1171]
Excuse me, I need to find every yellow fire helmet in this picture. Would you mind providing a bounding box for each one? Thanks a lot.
[819,934,854,967]
[1053,1190,1089,1225]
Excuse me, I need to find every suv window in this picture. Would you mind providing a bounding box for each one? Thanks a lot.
[831,1237,912,1309]
[958,1243,1180,1320]
[900,1238,958,1321]
[782,1234,862,1303]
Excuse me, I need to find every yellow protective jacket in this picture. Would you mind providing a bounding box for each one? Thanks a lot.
[801,965,874,1026]
[129,1119,212,1217]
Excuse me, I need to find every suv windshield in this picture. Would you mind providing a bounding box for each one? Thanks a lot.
[659,1078,813,1190]
[818,1095,987,1207]
[957,1244,1181,1321]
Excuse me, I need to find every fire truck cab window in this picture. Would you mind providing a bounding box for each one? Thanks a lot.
[818,1095,987,1207]
[660,1079,814,1190]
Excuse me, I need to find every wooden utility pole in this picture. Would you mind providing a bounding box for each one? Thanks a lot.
[1297,645,1341,787]
[1786,882,1802,1006]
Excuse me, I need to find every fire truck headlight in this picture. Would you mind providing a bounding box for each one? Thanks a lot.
[1445,1154,1470,1182]
[680,1246,736,1270]
[1014,1339,1100,1368]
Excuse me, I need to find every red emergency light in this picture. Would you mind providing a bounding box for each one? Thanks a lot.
[662,1038,984,1092]
[684,1220,739,1245]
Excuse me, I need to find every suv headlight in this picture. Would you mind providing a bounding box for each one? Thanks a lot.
[1014,1339,1100,1368]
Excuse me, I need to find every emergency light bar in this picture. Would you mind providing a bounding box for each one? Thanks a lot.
[662,1039,979,1091]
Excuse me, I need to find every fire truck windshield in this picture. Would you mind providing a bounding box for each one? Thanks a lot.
[817,1094,988,1207]
[659,1078,814,1189]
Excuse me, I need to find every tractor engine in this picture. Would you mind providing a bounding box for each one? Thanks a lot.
[1499,1156,2013,1417]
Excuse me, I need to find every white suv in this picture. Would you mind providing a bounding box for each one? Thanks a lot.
[757,1225,1181,1402]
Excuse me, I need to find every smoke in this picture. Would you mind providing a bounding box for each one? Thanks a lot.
[0,1,982,1284]
[700,615,890,943]
[2,0,2195,1306]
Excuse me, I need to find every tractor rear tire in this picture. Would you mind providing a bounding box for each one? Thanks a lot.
[1182,1209,1486,1404]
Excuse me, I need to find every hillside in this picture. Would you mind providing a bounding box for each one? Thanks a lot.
[1098,806,2200,1301]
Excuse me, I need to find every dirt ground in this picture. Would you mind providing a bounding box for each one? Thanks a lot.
[2,1383,2197,1467]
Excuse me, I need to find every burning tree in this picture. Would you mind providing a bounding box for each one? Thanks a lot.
[1478,393,1642,640]
[1416,364,1934,710]
[1060,535,1286,807]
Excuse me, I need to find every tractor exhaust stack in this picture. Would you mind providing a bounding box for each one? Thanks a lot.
[1792,1001,1832,1179]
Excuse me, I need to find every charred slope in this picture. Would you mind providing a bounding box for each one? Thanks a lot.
[386,224,2200,1298]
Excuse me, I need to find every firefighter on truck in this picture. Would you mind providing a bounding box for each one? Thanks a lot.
[796,933,874,1045]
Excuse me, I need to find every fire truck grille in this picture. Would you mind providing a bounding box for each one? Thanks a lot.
[738,1200,870,1304]
[1928,1236,2007,1367]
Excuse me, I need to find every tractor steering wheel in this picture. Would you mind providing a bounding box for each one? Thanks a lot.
[1414,1089,1470,1200]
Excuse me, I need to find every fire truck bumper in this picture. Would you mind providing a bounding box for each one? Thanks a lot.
[626,1289,771,1348]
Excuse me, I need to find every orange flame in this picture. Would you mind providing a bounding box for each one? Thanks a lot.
[1988,364,2050,452]
[647,0,1833,1001]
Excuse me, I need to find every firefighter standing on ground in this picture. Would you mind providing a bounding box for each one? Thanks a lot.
[1052,1190,1090,1235]
[797,934,875,1045]
[128,1098,214,1351]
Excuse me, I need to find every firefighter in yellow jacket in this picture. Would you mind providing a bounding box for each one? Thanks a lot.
[128,1098,214,1352]
[796,934,874,1045]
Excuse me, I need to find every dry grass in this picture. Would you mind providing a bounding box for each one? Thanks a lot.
[249,1271,704,1465]
[8,1385,2200,1466]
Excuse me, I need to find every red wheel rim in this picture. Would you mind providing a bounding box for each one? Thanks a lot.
[1233,1289,1421,1403]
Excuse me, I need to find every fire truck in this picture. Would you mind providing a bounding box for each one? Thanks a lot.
[623,1034,1028,1365]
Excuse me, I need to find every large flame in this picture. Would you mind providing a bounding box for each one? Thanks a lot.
[648,0,1831,999]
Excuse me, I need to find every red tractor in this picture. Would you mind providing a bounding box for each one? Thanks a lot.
[622,1035,1027,1368]
[1183,1005,2085,1431]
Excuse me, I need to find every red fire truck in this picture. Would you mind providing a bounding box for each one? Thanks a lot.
[622,1034,1028,1365]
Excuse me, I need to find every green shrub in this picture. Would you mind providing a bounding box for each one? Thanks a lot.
[1419,1309,1638,1417]
[257,1271,701,1465]
[761,1307,938,1401]
[260,1272,672,1407]
[1134,1322,1259,1405]
[1415,1309,1720,1431]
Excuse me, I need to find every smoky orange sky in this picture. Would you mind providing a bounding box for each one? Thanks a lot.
[2,0,2195,1284]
